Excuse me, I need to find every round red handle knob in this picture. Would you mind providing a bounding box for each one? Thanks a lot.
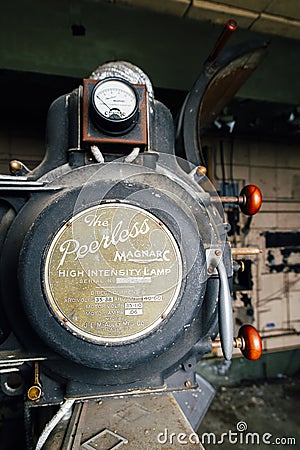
[237,324,262,360]
[239,185,262,215]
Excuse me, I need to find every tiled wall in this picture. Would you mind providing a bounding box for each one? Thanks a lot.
[205,137,300,352]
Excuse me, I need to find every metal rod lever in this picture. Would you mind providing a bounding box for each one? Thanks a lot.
[231,247,262,256]
[211,185,262,215]
[212,324,262,360]
[205,19,238,64]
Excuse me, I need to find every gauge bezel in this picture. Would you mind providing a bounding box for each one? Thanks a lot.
[91,77,139,135]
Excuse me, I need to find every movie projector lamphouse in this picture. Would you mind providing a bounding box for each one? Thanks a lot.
[0,62,262,410]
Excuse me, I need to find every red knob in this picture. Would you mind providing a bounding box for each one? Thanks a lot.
[239,185,262,215]
[238,324,262,360]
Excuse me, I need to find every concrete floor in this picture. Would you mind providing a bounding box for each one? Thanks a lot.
[198,375,300,450]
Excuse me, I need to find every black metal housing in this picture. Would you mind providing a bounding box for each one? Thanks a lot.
[0,63,230,404]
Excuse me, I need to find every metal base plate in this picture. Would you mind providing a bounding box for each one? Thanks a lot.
[44,394,205,449]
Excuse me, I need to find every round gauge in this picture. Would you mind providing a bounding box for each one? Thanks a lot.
[91,78,139,134]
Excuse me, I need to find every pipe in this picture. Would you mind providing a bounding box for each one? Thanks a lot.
[35,399,75,450]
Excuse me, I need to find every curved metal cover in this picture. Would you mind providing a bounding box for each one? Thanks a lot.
[200,47,268,130]
[177,40,269,165]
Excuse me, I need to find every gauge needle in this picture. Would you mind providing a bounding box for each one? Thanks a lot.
[96,95,111,110]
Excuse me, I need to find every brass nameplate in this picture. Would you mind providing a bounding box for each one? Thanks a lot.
[44,203,182,343]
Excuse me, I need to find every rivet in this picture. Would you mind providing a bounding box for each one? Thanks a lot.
[207,265,214,274]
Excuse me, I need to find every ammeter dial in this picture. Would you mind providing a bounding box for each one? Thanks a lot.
[91,78,139,134]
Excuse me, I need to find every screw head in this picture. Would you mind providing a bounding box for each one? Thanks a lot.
[185,380,192,388]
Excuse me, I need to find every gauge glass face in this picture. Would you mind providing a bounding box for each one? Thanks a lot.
[93,79,137,121]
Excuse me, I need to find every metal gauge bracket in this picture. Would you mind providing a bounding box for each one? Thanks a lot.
[205,248,223,275]
[82,79,148,149]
